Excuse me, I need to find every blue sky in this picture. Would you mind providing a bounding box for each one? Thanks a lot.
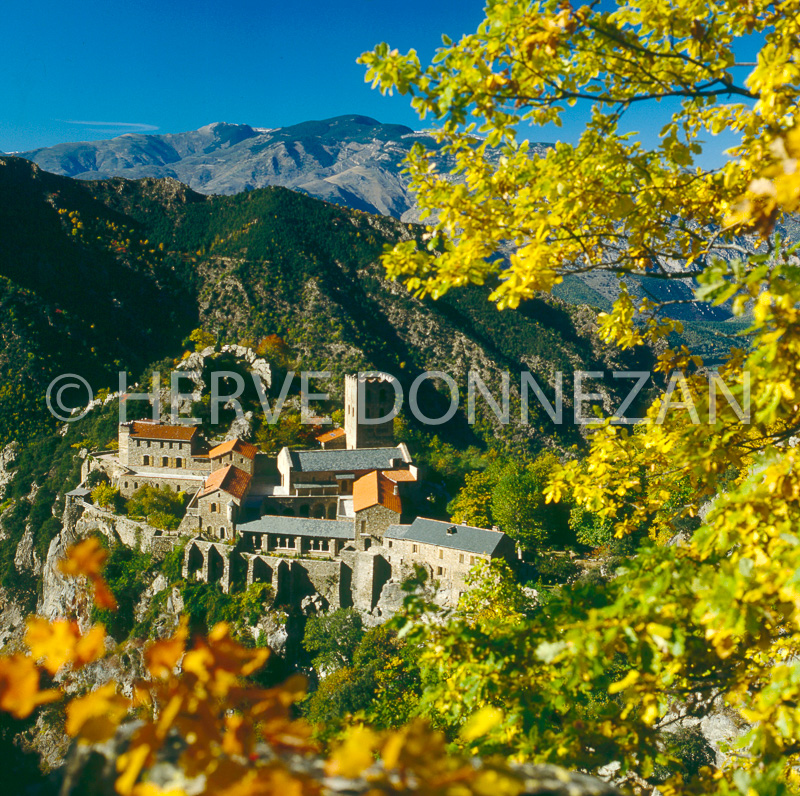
[1,0,754,165]
[0,0,489,152]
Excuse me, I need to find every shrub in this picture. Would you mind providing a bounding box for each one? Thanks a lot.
[90,483,119,511]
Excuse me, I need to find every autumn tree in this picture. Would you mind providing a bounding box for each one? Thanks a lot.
[447,470,494,527]
[361,1,800,793]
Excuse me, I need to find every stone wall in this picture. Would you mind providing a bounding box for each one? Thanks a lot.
[211,450,254,474]
[74,503,164,555]
[117,471,205,499]
[196,492,236,540]
[126,438,209,472]
[386,537,489,597]
[183,539,234,593]
[343,549,391,613]
[355,504,400,545]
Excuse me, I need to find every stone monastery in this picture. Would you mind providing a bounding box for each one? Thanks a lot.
[80,374,514,613]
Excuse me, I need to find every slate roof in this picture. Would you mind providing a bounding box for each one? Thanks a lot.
[127,421,198,441]
[288,446,409,474]
[198,465,251,501]
[353,471,402,514]
[316,427,346,444]
[208,439,258,460]
[237,516,355,540]
[385,517,508,556]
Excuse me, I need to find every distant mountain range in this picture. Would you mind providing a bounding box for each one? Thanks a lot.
[18,115,533,220]
[11,115,767,348]
[0,154,658,449]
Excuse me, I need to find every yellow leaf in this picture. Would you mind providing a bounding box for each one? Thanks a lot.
[25,618,80,675]
[145,624,187,678]
[0,654,59,718]
[66,682,131,742]
[460,706,504,742]
[325,726,378,778]
[608,669,640,695]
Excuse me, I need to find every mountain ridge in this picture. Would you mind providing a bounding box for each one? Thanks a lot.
[0,154,651,450]
[16,115,457,219]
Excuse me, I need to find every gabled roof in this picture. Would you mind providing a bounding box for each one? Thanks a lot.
[126,421,198,441]
[208,439,258,460]
[237,515,354,540]
[353,471,402,514]
[287,445,410,474]
[198,464,251,501]
[385,517,509,556]
[316,427,346,444]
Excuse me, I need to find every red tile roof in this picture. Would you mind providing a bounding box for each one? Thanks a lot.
[316,428,346,444]
[208,439,258,460]
[382,469,417,483]
[198,465,251,501]
[128,421,198,441]
[353,470,402,514]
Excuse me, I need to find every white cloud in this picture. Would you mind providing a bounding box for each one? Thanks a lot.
[59,120,159,132]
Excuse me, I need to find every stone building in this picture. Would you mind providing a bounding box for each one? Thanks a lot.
[107,421,212,499]
[270,444,414,519]
[191,464,252,541]
[384,517,516,593]
[118,420,209,472]
[209,439,258,475]
[344,373,396,449]
[237,516,354,558]
[352,469,416,548]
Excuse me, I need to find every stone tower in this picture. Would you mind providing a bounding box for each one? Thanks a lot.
[344,374,396,449]
[118,422,131,467]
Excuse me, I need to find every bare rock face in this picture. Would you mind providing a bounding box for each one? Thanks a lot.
[0,440,19,498]
[38,504,92,627]
[14,525,42,577]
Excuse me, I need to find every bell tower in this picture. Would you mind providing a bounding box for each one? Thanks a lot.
[344,374,396,449]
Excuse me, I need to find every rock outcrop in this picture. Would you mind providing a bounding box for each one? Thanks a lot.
[56,722,622,796]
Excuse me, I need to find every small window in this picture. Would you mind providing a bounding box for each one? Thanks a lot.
[437,566,444,576]
[438,548,444,559]
[459,554,465,564]
[219,527,225,539]
[388,540,393,548]
[124,481,128,489]
[360,520,366,534]
[162,457,169,467]
[134,482,139,489]
[412,544,419,553]
[470,555,475,565]
[175,458,183,468]
[143,455,150,466]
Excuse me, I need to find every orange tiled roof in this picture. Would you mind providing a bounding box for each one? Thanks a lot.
[198,464,251,501]
[128,421,198,441]
[316,427,346,443]
[209,438,258,460]
[353,470,402,514]
[382,469,417,483]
